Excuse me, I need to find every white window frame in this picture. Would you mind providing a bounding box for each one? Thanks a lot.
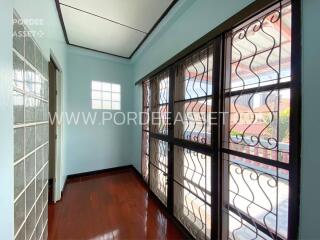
[91,81,121,110]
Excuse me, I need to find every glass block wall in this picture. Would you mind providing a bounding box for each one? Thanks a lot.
[13,11,49,240]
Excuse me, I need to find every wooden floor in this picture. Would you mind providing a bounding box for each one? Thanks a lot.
[48,169,186,240]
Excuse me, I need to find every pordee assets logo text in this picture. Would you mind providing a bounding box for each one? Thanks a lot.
[48,111,229,126]
[13,17,45,38]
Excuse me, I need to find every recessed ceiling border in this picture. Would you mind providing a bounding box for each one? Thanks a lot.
[55,0,179,59]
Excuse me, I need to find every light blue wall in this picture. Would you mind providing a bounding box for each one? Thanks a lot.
[0,0,14,239]
[64,46,133,175]
[299,0,320,239]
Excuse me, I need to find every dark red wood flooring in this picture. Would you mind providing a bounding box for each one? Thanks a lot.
[48,169,185,240]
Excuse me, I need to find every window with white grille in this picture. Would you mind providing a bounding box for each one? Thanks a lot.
[91,81,121,110]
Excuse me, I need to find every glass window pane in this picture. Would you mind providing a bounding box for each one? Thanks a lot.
[103,92,111,101]
[92,100,101,109]
[92,81,101,90]
[103,101,112,109]
[92,91,102,100]
[102,82,111,91]
[112,84,121,92]
[111,101,120,110]
[112,92,120,101]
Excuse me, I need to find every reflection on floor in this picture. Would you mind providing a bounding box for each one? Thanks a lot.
[48,169,185,239]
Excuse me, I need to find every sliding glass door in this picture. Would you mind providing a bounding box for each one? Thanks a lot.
[172,44,214,239]
[222,2,294,239]
[140,0,299,239]
[149,71,170,206]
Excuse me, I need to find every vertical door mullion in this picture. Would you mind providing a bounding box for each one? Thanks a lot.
[211,36,224,240]
[148,80,152,188]
[287,0,301,238]
[221,31,232,240]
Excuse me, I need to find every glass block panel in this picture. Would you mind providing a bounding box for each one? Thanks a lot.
[43,223,48,240]
[25,126,35,154]
[36,170,43,198]
[13,91,24,124]
[26,207,35,240]
[15,223,25,240]
[25,35,35,66]
[35,46,43,73]
[43,102,49,121]
[43,144,49,164]
[25,64,36,94]
[14,127,25,162]
[25,96,36,123]
[26,180,35,214]
[13,53,24,90]
[36,147,44,172]
[43,184,48,206]
[36,196,43,222]
[44,80,49,100]
[34,73,42,97]
[14,193,25,234]
[43,164,49,185]
[13,14,25,56]
[14,161,25,199]
[36,217,43,240]
[35,99,44,122]
[36,124,48,147]
[43,204,48,224]
[12,14,49,240]
[30,231,36,240]
[25,153,35,185]
[43,58,49,79]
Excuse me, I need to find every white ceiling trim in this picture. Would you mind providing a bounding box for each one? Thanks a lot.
[57,0,176,58]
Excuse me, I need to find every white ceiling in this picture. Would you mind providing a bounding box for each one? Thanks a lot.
[58,0,175,58]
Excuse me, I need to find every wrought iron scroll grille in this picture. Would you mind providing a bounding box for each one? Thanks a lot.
[142,80,150,182]
[173,146,212,240]
[222,2,293,240]
[174,45,213,145]
[140,0,299,239]
[150,138,168,206]
[150,70,170,135]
